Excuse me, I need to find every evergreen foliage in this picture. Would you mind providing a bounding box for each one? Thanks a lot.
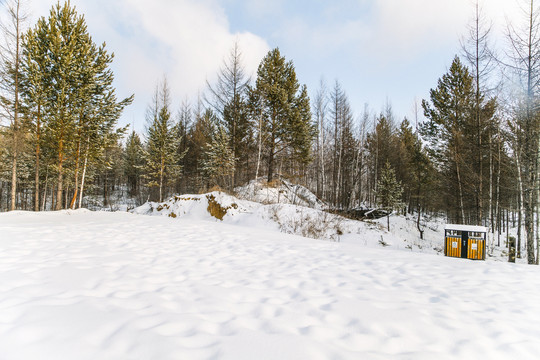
[201,125,235,190]
[376,161,403,212]
[249,48,314,182]
[142,80,182,202]
[18,1,132,210]
[376,161,403,231]
[206,42,251,186]
[124,130,144,198]
[421,56,496,224]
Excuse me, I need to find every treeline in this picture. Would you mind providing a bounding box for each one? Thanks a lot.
[0,1,539,263]
[0,1,132,211]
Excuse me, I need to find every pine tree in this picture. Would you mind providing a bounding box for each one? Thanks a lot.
[143,79,182,202]
[20,2,132,210]
[376,161,403,231]
[366,113,397,206]
[173,100,192,193]
[421,56,495,224]
[396,118,434,238]
[206,42,251,186]
[124,130,144,198]
[249,48,314,182]
[20,14,48,211]
[202,126,235,190]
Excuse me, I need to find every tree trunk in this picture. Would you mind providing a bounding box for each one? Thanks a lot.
[416,206,424,240]
[495,132,501,247]
[56,145,64,211]
[9,1,22,212]
[456,157,466,224]
[10,151,17,211]
[255,108,263,180]
[159,158,164,203]
[34,105,41,211]
[70,140,81,209]
[267,132,275,182]
[78,138,90,209]
[42,167,49,211]
[516,151,524,258]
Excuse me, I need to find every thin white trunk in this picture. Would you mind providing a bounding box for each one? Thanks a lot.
[495,131,501,246]
[255,109,263,180]
[516,150,525,258]
[159,161,164,203]
[10,153,17,211]
[488,129,493,252]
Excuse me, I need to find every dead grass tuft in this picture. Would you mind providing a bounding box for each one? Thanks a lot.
[266,179,281,188]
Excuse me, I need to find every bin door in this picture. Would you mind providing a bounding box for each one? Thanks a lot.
[461,231,468,258]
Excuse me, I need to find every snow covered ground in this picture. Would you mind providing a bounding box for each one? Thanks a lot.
[1,210,539,359]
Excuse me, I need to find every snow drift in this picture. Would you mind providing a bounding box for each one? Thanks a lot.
[1,210,539,360]
[132,185,447,255]
[234,178,327,210]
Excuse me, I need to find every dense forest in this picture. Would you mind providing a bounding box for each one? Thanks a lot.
[0,1,539,264]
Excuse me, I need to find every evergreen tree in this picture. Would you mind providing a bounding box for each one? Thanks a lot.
[202,126,235,190]
[396,118,434,238]
[174,100,192,193]
[184,107,216,192]
[143,79,182,202]
[366,113,397,205]
[20,14,48,211]
[206,42,251,186]
[249,48,314,182]
[20,2,132,210]
[376,161,403,231]
[124,130,144,198]
[421,56,495,224]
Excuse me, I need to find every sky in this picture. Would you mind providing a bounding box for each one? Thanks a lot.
[25,0,524,134]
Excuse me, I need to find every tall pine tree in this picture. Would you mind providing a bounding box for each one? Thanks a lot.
[143,79,182,202]
[249,48,314,182]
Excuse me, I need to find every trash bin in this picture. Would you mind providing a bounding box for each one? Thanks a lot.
[444,224,487,260]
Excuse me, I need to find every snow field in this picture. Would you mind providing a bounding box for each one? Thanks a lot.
[0,210,539,359]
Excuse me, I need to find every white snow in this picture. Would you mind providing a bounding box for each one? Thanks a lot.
[444,224,488,233]
[1,209,540,359]
[234,178,327,210]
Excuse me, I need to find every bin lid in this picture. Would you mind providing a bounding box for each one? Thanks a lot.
[445,224,487,233]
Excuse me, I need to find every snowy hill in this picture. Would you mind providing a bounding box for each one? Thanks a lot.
[234,178,327,210]
[132,186,515,262]
[132,190,411,246]
[1,210,539,359]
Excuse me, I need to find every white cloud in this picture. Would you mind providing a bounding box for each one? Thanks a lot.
[28,0,270,130]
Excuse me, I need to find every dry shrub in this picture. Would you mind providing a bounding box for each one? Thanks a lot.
[209,185,223,192]
[266,179,281,188]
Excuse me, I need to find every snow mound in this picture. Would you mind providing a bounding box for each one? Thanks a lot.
[132,190,353,242]
[132,190,429,249]
[130,192,518,262]
[131,191,256,221]
[234,178,326,210]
